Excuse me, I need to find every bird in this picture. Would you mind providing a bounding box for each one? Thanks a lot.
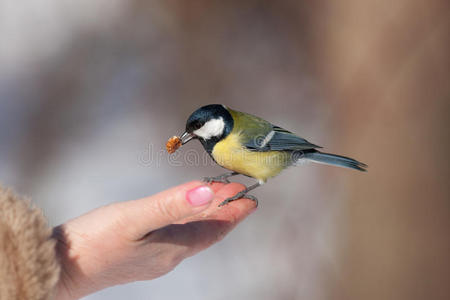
[176,104,367,206]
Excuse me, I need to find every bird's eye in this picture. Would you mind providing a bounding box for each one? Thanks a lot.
[192,121,203,130]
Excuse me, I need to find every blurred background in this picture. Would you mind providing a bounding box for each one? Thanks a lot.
[0,1,449,299]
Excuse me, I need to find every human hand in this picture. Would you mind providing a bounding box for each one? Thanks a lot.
[53,181,256,300]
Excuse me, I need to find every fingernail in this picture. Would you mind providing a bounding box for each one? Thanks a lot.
[186,185,214,206]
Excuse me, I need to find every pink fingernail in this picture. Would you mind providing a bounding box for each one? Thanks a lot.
[186,186,214,206]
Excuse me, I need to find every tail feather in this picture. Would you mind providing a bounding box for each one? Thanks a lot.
[303,151,367,172]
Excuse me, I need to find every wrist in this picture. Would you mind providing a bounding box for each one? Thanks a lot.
[52,225,100,300]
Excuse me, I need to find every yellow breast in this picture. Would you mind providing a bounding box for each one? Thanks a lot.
[211,132,289,182]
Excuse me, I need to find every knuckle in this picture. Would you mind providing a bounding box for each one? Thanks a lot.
[155,196,181,221]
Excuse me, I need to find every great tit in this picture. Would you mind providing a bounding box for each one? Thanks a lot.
[178,104,367,206]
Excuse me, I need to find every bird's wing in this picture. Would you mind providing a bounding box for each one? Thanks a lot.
[228,109,320,151]
[245,124,321,151]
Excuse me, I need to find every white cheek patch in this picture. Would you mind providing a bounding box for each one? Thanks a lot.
[194,117,225,140]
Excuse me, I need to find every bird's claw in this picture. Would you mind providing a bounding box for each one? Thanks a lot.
[218,192,258,207]
[202,176,231,184]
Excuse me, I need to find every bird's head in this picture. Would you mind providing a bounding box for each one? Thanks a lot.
[180,104,233,145]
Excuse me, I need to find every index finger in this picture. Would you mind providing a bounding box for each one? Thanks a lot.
[182,182,258,224]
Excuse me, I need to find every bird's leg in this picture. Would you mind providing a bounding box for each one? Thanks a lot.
[202,172,239,184]
[218,182,261,207]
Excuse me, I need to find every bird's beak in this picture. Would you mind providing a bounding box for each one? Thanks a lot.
[180,131,196,145]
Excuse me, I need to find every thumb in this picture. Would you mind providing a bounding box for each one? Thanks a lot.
[118,181,214,240]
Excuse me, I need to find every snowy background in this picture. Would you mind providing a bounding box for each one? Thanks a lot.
[0,1,448,300]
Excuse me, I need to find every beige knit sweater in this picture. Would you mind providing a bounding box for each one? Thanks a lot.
[0,186,60,300]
